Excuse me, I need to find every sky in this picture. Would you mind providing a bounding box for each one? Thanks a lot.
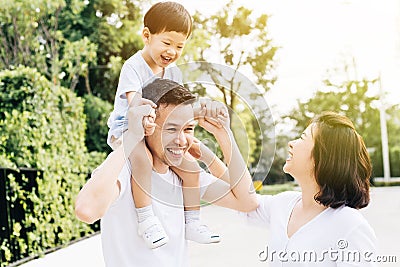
[177,0,400,117]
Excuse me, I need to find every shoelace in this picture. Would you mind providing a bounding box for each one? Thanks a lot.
[195,224,210,234]
[144,224,163,238]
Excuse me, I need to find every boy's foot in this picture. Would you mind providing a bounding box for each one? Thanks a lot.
[138,216,169,249]
[185,221,221,244]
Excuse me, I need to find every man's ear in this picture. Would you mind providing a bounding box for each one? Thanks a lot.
[142,27,151,44]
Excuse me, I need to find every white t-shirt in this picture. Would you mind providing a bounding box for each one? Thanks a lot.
[107,50,183,146]
[244,191,377,267]
[100,165,217,267]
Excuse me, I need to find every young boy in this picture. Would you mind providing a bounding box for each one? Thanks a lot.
[107,1,220,249]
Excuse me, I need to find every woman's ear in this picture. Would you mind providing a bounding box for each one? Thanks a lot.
[142,27,151,44]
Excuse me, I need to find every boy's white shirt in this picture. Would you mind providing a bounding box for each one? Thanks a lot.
[107,50,183,145]
[100,164,217,267]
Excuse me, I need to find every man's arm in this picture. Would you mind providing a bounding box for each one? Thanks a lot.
[74,98,156,224]
[195,104,258,212]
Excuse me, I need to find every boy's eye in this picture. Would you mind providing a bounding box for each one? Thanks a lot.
[185,127,194,132]
[163,42,170,45]
[177,46,183,49]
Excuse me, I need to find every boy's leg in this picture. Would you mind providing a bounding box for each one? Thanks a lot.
[171,153,220,244]
[129,142,169,249]
[129,141,152,208]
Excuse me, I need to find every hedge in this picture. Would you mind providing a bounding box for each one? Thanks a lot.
[83,94,112,154]
[0,66,97,265]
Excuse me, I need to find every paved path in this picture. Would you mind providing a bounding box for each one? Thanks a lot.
[20,187,400,267]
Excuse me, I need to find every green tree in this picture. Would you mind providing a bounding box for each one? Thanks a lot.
[0,0,144,100]
[285,62,399,177]
[0,0,97,89]
[58,0,145,100]
[386,103,400,177]
[181,1,277,117]
[180,1,278,171]
[0,0,146,155]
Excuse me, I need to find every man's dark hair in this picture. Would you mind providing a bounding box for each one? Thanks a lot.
[311,111,371,209]
[144,2,192,38]
[142,78,195,107]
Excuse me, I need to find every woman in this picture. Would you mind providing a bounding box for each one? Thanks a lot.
[247,112,376,266]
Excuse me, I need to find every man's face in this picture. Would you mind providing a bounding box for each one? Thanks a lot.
[146,103,195,173]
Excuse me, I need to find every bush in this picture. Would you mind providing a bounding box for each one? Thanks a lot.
[0,66,95,265]
[83,94,112,153]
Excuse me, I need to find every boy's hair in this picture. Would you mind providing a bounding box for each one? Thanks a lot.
[310,111,371,209]
[142,78,196,107]
[144,1,192,38]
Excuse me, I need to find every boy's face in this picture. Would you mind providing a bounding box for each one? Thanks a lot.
[142,29,187,70]
[145,103,195,173]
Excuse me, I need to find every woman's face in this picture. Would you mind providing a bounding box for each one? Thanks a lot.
[283,124,315,181]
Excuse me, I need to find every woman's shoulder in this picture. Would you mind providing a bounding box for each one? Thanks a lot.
[331,205,367,222]
[327,205,375,235]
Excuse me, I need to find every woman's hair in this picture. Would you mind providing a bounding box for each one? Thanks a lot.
[144,1,192,38]
[311,111,371,209]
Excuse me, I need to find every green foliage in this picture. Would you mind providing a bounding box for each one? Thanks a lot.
[0,0,146,157]
[386,104,400,177]
[182,0,278,90]
[59,0,145,100]
[0,66,94,265]
[180,2,278,172]
[0,0,70,84]
[285,62,399,177]
[87,151,108,173]
[60,37,98,92]
[0,0,144,101]
[230,105,257,165]
[83,94,113,153]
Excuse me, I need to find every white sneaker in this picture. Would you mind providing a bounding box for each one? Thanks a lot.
[138,216,169,249]
[185,221,221,244]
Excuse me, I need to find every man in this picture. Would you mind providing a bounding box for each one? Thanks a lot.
[75,78,258,266]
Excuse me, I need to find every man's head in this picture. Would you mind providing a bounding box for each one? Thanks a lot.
[141,2,192,69]
[142,79,196,173]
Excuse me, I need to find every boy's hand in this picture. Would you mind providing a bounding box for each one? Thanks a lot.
[143,116,156,136]
[127,97,157,139]
[196,101,230,137]
[194,98,228,128]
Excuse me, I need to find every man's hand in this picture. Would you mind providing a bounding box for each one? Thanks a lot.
[187,137,215,162]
